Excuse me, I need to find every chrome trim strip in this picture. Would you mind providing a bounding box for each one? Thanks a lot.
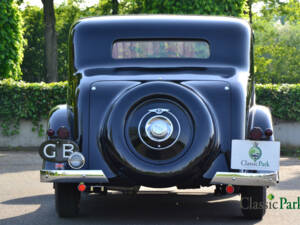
[40,170,108,183]
[211,171,278,186]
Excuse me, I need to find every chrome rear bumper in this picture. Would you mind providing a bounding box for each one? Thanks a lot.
[211,171,279,186]
[40,170,108,183]
[41,169,278,186]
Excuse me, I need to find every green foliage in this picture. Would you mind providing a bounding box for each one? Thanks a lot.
[21,6,45,82]
[55,2,113,80]
[98,0,118,15]
[21,0,248,82]
[0,79,67,136]
[253,18,300,83]
[0,0,24,80]
[121,0,247,17]
[118,0,143,14]
[252,0,300,84]
[256,83,300,121]
[21,2,107,82]
[55,3,81,81]
[260,0,300,25]
[19,0,299,84]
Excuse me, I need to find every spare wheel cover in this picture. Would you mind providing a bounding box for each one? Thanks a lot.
[105,81,215,179]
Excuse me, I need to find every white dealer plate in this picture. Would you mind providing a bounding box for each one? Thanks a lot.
[231,140,280,171]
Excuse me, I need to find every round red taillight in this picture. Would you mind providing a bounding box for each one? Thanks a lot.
[226,185,234,194]
[249,127,263,140]
[47,128,55,137]
[78,183,86,192]
[264,128,273,137]
[57,127,69,139]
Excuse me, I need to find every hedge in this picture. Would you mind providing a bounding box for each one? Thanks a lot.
[0,79,67,136]
[256,83,300,122]
[138,0,247,17]
[0,79,299,136]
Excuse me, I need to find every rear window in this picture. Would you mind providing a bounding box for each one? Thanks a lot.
[112,40,210,59]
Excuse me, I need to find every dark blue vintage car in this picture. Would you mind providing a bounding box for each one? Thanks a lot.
[39,15,280,219]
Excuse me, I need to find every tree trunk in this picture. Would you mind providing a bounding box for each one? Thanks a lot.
[112,0,119,15]
[41,0,58,82]
[248,0,253,24]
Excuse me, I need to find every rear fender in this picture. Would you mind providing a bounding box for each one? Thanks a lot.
[43,105,75,170]
[206,105,274,180]
[247,105,274,141]
[48,105,74,139]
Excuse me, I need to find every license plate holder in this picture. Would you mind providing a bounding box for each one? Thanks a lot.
[231,140,280,171]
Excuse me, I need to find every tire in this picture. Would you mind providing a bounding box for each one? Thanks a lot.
[55,183,80,217]
[241,186,266,220]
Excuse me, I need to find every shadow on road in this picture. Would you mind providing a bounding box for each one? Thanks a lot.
[1,192,260,225]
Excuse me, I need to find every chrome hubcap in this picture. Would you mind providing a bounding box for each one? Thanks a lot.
[145,116,173,142]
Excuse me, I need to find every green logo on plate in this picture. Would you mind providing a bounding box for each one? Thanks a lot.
[268,193,275,200]
[249,142,262,162]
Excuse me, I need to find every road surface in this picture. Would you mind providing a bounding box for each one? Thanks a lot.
[0,151,299,225]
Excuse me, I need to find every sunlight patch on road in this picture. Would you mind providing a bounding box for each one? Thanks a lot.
[0,204,40,220]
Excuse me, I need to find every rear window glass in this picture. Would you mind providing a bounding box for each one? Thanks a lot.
[112,40,210,59]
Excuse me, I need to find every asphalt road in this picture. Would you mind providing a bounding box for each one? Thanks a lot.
[0,151,299,225]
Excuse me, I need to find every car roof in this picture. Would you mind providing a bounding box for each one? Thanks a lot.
[71,15,251,71]
[77,15,249,28]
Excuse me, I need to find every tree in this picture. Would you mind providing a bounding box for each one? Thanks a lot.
[21,0,249,82]
[260,0,300,25]
[41,0,58,82]
[21,2,103,82]
[21,6,45,82]
[247,0,254,24]
[97,0,119,15]
[0,0,24,80]
[251,0,300,83]
[55,2,81,81]
[112,0,118,14]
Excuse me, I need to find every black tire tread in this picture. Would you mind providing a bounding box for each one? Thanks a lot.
[241,186,266,220]
[55,183,80,217]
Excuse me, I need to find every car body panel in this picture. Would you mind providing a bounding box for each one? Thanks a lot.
[41,15,276,188]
